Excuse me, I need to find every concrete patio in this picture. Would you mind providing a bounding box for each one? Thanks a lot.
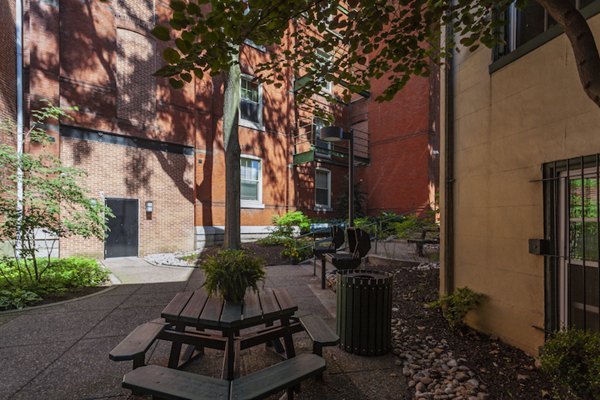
[0,260,405,400]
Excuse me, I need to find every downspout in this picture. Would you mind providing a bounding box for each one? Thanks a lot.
[443,23,455,295]
[16,0,24,242]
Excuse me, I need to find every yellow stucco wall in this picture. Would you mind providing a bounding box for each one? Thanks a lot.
[441,14,600,355]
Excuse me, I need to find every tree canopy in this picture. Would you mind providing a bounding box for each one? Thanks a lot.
[152,0,600,107]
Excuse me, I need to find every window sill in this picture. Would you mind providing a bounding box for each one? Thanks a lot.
[314,206,333,212]
[239,120,265,132]
[241,201,265,209]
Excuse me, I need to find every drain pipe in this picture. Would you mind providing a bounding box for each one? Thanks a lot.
[16,0,24,242]
[443,24,455,295]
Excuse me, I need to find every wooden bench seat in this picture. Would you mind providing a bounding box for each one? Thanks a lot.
[123,364,230,400]
[109,319,167,369]
[231,353,325,399]
[298,314,339,357]
[122,354,326,400]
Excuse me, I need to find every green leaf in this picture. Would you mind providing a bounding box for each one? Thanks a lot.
[169,78,184,89]
[151,25,171,41]
[170,0,186,11]
[163,48,181,63]
[181,72,192,83]
[175,38,192,54]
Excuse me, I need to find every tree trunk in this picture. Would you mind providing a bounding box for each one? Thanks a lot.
[222,47,242,250]
[536,0,600,107]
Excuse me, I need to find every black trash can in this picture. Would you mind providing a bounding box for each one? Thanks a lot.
[336,269,393,356]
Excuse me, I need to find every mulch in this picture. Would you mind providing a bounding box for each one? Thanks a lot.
[367,262,572,400]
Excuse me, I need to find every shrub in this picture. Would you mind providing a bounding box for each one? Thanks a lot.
[280,239,313,264]
[0,257,108,309]
[429,287,485,330]
[0,289,41,310]
[271,211,311,237]
[0,257,108,292]
[201,250,266,303]
[541,329,600,399]
[256,235,290,247]
[393,212,437,239]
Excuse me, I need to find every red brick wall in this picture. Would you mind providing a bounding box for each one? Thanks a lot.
[0,0,17,146]
[60,136,194,257]
[356,74,439,216]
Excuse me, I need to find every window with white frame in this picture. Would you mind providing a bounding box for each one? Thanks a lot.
[240,75,263,129]
[495,0,597,60]
[312,117,331,157]
[240,156,263,207]
[315,168,331,208]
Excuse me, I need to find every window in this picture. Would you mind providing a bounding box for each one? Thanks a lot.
[316,49,333,93]
[312,117,332,157]
[240,156,263,207]
[240,75,263,129]
[544,155,600,332]
[315,168,331,209]
[496,1,598,60]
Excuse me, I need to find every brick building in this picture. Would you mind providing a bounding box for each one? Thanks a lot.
[1,0,439,258]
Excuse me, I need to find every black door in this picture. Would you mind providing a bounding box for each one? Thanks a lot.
[105,198,139,258]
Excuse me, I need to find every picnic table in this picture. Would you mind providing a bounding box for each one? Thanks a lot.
[160,287,303,380]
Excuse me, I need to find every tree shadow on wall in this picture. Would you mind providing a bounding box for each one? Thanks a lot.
[29,0,195,205]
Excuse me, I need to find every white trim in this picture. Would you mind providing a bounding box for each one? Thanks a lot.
[240,74,263,130]
[240,154,263,208]
[315,167,331,208]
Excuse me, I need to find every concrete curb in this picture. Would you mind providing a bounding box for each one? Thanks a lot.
[0,285,118,315]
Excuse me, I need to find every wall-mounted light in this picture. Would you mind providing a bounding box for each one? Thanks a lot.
[145,200,154,213]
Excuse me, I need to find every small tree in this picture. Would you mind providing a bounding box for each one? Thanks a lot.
[0,101,113,286]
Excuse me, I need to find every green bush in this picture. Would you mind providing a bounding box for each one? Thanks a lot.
[0,289,41,310]
[272,211,311,237]
[201,250,266,303]
[280,239,313,264]
[0,257,108,309]
[541,329,600,399]
[429,287,485,330]
[355,211,406,239]
[393,212,437,239]
[0,257,108,292]
[256,235,290,247]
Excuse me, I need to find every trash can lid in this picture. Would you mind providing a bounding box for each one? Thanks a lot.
[337,269,392,285]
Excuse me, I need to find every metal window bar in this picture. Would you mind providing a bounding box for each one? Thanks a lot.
[597,154,599,330]
[580,156,587,328]
[543,154,600,331]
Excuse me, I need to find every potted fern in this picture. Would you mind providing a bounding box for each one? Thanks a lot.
[200,249,266,303]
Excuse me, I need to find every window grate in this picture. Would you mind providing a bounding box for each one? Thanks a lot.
[544,154,600,332]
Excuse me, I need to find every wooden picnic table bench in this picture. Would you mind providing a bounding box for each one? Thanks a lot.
[160,287,303,380]
[122,353,326,400]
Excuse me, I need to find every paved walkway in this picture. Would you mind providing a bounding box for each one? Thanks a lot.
[102,257,193,284]
[0,260,405,400]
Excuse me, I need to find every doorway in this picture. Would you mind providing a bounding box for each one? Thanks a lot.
[105,198,139,258]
